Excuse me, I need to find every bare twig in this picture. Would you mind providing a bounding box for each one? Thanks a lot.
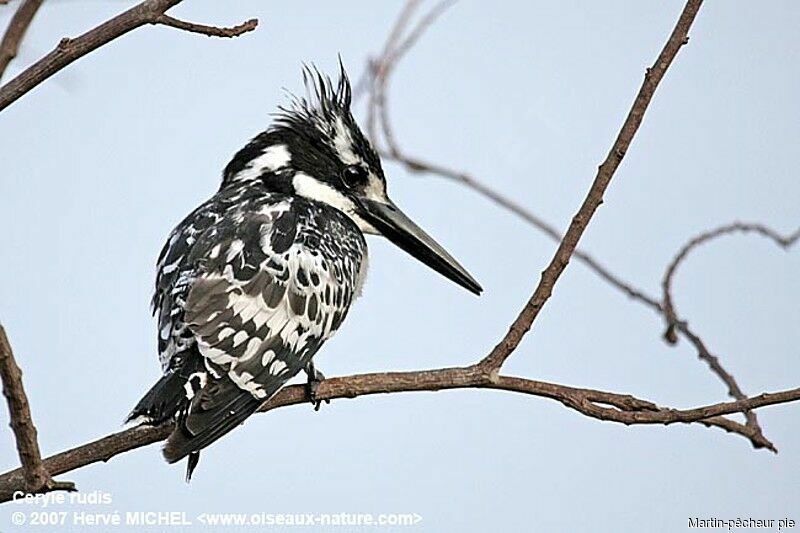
[0,325,75,495]
[367,0,455,154]
[386,0,455,69]
[0,0,43,80]
[390,153,666,311]
[0,0,258,112]
[659,222,800,446]
[662,222,800,339]
[2,0,796,505]
[365,0,421,143]
[363,0,666,316]
[478,0,704,370]
[364,1,781,447]
[670,320,770,443]
[0,0,257,500]
[154,15,257,38]
[0,365,795,503]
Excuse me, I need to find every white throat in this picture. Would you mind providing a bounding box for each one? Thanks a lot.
[292,173,379,234]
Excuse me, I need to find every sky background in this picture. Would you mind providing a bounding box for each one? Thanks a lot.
[1,1,798,531]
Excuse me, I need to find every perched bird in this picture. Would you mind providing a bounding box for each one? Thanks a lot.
[127,63,481,480]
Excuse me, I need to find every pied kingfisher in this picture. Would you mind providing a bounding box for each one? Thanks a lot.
[127,63,481,479]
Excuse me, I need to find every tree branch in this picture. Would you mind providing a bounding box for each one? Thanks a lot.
[1,365,796,503]
[659,222,800,446]
[0,325,75,495]
[383,164,788,451]
[154,14,257,38]
[4,0,796,505]
[387,153,666,313]
[363,0,785,449]
[0,0,258,112]
[360,2,666,317]
[477,0,704,370]
[662,222,800,341]
[0,0,43,80]
[0,0,257,500]
[362,1,800,453]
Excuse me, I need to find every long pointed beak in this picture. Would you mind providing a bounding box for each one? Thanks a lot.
[359,198,482,295]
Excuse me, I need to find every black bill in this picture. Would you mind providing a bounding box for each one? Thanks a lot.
[359,198,482,295]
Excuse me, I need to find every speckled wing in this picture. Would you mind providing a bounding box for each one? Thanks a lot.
[162,194,365,462]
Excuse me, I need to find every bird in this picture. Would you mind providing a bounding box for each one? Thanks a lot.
[126,62,481,481]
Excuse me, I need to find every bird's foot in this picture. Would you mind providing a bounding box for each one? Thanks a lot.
[305,362,330,412]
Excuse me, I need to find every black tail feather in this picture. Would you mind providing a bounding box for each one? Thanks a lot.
[162,384,264,464]
[185,451,201,482]
[126,370,188,424]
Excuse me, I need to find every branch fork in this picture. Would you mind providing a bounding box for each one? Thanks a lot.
[0,0,258,112]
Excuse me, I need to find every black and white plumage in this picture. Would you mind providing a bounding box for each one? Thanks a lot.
[127,63,481,479]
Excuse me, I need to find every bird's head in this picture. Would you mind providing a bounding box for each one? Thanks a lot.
[222,62,482,296]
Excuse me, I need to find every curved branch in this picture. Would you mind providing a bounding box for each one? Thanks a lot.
[367,0,455,150]
[0,365,795,503]
[662,222,800,338]
[0,0,43,80]
[660,222,799,443]
[0,0,258,112]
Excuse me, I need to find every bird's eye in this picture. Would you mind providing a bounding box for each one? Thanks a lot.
[341,165,368,188]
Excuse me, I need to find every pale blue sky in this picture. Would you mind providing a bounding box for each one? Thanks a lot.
[1,1,798,532]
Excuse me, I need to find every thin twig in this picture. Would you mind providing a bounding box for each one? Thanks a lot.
[368,0,456,155]
[363,0,691,371]
[662,222,800,339]
[365,1,776,445]
[659,222,800,444]
[478,0,704,370]
[0,0,258,112]
[0,0,257,500]
[364,1,666,315]
[366,0,422,143]
[386,0,455,69]
[2,0,795,504]
[0,0,43,80]
[0,325,75,494]
[154,15,258,38]
[0,365,794,503]
[388,152,665,311]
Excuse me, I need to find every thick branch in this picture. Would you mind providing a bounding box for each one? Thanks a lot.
[0,0,258,112]
[479,0,704,370]
[0,366,795,503]
[0,325,74,494]
[0,0,43,80]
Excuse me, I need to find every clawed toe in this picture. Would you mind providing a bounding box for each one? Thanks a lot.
[305,362,331,411]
